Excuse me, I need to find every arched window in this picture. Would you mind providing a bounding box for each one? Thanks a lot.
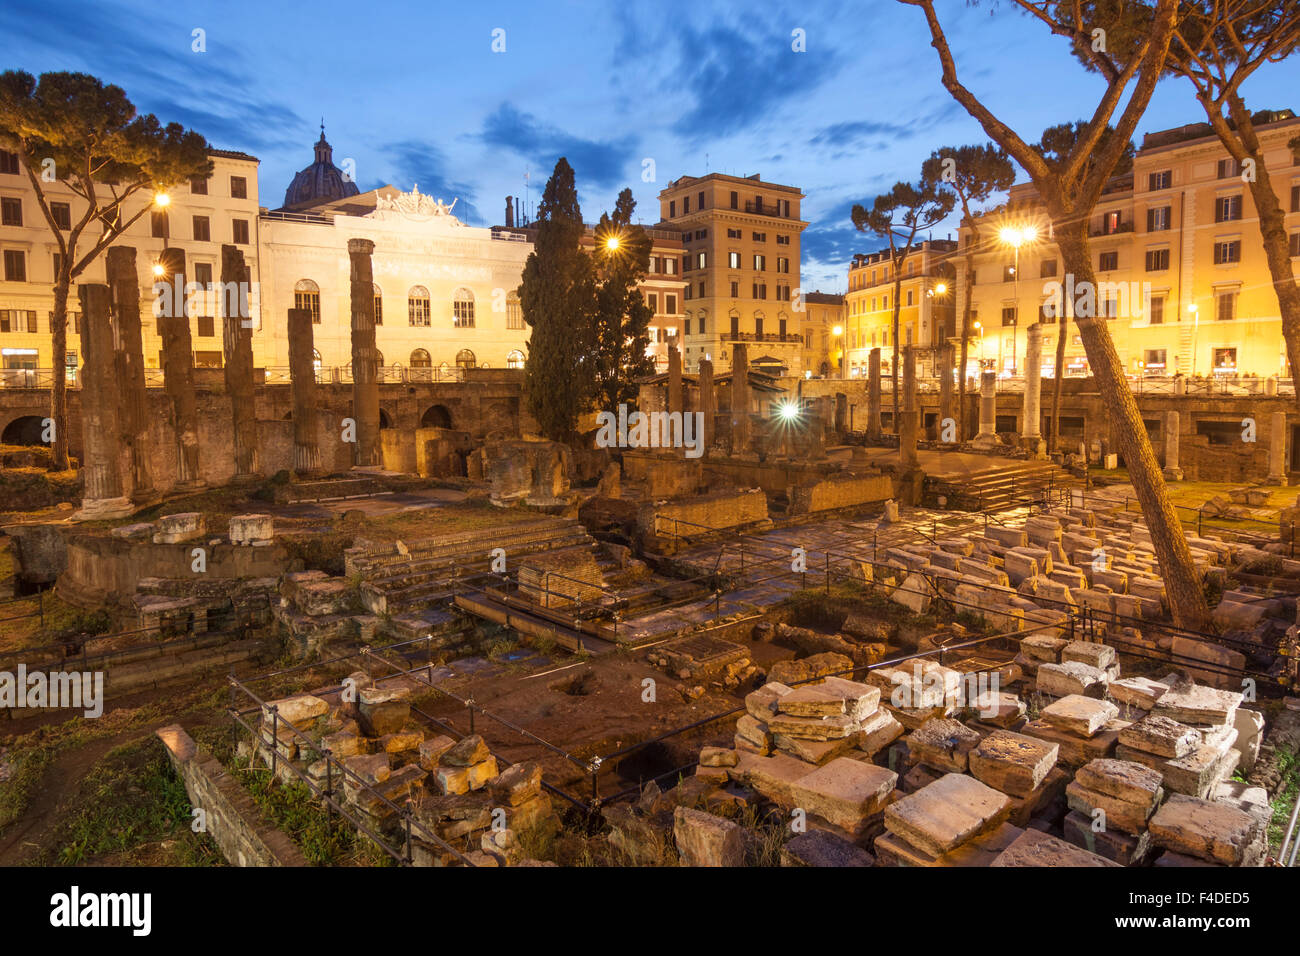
[453,287,475,328]
[375,349,384,367]
[408,285,430,327]
[506,349,524,369]
[311,348,322,371]
[373,282,383,326]
[294,279,320,324]
[506,291,523,330]
[455,348,476,369]
[410,348,431,368]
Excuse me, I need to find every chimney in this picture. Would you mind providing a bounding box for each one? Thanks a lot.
[505,195,514,228]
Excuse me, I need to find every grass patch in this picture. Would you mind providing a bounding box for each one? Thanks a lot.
[1269,744,1299,854]
[44,738,223,866]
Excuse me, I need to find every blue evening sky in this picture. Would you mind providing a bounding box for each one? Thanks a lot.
[2,0,1296,292]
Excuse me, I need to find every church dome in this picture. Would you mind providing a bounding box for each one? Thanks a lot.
[281,126,360,211]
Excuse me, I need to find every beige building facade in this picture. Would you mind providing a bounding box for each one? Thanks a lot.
[844,239,957,379]
[658,173,811,377]
[0,146,262,378]
[957,110,1300,381]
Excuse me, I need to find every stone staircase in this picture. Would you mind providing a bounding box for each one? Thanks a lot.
[927,461,1076,512]
[351,517,597,616]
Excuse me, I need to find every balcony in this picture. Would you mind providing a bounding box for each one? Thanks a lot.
[742,202,792,219]
[1090,221,1134,238]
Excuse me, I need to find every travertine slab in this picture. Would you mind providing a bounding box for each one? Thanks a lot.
[968,729,1058,798]
[1148,793,1263,865]
[883,772,1011,856]
[1041,695,1119,738]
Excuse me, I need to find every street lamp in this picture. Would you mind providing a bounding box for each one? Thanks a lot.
[998,226,1037,377]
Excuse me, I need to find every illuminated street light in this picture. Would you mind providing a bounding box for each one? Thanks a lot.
[777,400,802,422]
[605,236,620,251]
[154,191,171,207]
[152,263,165,277]
[999,224,1039,376]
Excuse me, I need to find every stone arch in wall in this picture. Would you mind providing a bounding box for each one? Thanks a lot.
[421,404,453,429]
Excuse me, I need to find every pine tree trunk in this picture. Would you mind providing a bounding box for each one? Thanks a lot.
[1224,99,1300,402]
[1056,220,1211,631]
[49,278,70,471]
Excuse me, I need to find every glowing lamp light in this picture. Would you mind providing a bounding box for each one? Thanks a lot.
[154,191,171,207]
[605,236,620,251]
[935,282,947,295]
[152,263,165,277]
[777,400,802,422]
[832,325,844,336]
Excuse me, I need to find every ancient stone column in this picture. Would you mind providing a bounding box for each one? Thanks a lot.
[900,347,919,470]
[349,238,381,468]
[105,246,157,503]
[157,247,204,491]
[938,342,955,443]
[1163,410,1183,481]
[288,307,322,475]
[834,392,848,437]
[667,343,683,416]
[867,347,882,440]
[731,342,750,453]
[1267,410,1289,486]
[973,370,998,447]
[698,358,715,454]
[74,284,132,520]
[221,244,259,480]
[1021,322,1044,457]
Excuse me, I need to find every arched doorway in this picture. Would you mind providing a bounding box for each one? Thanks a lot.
[1,415,45,446]
[421,405,453,429]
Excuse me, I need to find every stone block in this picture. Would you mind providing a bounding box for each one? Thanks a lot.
[443,734,491,767]
[906,718,982,773]
[780,829,874,867]
[489,761,543,806]
[673,806,745,866]
[435,757,499,795]
[968,729,1058,798]
[990,827,1121,867]
[1154,684,1242,727]
[1076,758,1163,805]
[1109,676,1169,711]
[1037,661,1108,699]
[1062,809,1152,866]
[1119,714,1201,758]
[1148,793,1264,866]
[858,708,906,757]
[229,513,274,544]
[1041,695,1120,738]
[1019,718,1127,768]
[1061,640,1116,670]
[883,772,1011,856]
[790,757,897,833]
[357,687,410,737]
[1065,781,1158,835]
[152,512,205,544]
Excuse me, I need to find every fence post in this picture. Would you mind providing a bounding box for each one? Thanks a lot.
[467,698,476,735]
[270,704,279,779]
[324,749,334,816]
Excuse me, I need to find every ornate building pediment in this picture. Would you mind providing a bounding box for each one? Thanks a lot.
[374,184,463,225]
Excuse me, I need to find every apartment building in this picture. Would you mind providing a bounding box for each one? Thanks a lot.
[801,291,845,377]
[658,173,810,376]
[843,239,958,379]
[0,145,262,377]
[958,109,1300,380]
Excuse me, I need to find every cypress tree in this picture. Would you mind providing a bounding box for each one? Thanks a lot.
[519,158,597,441]
[592,187,655,414]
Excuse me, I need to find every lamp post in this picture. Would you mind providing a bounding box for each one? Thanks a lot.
[832,324,844,379]
[999,226,1037,379]
[927,280,949,378]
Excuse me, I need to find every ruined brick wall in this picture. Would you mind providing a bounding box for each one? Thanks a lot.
[517,547,605,608]
[789,473,894,514]
[157,724,306,867]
